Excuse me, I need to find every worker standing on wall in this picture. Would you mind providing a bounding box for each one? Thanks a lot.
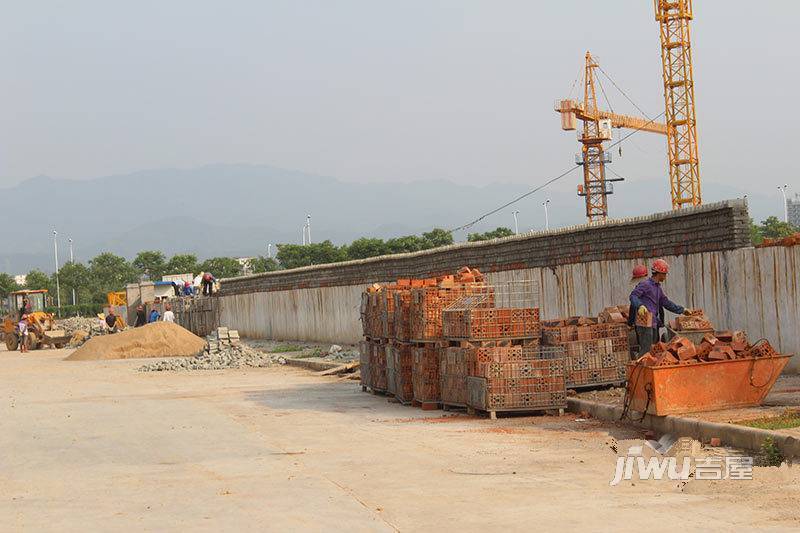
[201,272,216,297]
[629,259,691,356]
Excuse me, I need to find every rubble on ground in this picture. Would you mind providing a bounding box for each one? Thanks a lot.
[138,327,288,372]
[58,316,105,337]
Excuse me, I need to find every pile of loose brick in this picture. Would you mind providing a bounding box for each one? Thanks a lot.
[635,331,779,367]
[359,267,568,417]
[541,316,630,389]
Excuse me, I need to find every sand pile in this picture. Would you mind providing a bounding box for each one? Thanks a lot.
[139,326,286,372]
[66,322,206,361]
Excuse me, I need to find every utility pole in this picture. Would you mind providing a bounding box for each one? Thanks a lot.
[302,224,307,245]
[512,211,520,235]
[306,214,312,244]
[53,230,61,315]
[778,184,789,222]
[542,199,551,230]
[267,244,272,258]
[69,238,76,305]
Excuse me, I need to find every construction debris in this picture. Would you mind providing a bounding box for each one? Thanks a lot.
[634,332,773,367]
[58,316,106,337]
[66,322,206,361]
[138,327,287,372]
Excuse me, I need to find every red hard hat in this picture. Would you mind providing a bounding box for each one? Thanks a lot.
[631,264,648,280]
[652,259,670,274]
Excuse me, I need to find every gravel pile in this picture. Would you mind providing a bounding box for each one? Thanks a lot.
[139,327,287,372]
[322,345,359,362]
[58,316,105,336]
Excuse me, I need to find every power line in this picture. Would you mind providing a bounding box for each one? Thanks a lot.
[597,65,651,119]
[447,110,666,233]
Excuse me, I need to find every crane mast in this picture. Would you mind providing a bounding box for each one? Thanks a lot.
[579,52,612,222]
[655,0,701,208]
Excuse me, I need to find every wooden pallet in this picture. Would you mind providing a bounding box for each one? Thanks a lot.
[466,406,565,420]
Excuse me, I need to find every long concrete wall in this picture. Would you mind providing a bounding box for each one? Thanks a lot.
[218,245,800,371]
[215,200,799,372]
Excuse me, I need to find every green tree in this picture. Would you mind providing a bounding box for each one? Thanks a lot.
[421,228,454,249]
[347,237,388,259]
[749,218,763,245]
[276,241,347,269]
[467,226,515,242]
[57,261,94,305]
[24,269,52,291]
[385,235,425,254]
[89,252,139,298]
[757,216,798,240]
[199,257,243,279]
[0,272,21,298]
[250,256,280,273]
[165,253,199,275]
[133,250,167,280]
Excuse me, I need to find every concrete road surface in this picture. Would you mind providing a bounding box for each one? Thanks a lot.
[1,346,798,532]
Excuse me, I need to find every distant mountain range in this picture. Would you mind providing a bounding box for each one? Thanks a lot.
[0,164,775,274]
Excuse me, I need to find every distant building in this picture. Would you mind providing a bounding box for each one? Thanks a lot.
[14,274,26,286]
[789,194,800,228]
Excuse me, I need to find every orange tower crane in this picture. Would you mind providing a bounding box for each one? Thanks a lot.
[655,0,701,208]
[556,52,667,222]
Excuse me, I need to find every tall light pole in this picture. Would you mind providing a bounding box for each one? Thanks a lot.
[306,214,312,244]
[512,210,520,235]
[68,238,76,305]
[778,184,789,222]
[267,243,272,259]
[542,199,551,230]
[302,223,307,245]
[53,230,61,315]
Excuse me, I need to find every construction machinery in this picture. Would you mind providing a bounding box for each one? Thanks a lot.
[555,0,701,220]
[555,52,668,222]
[654,0,701,209]
[2,290,70,351]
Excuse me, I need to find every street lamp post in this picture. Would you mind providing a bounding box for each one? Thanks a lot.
[306,214,312,244]
[53,230,61,315]
[542,199,551,230]
[778,184,790,223]
[512,210,520,235]
[302,224,307,245]
[69,238,76,305]
[267,244,272,259]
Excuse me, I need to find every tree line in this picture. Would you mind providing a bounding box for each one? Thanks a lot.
[0,227,514,306]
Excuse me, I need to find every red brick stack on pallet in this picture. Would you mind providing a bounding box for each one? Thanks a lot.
[541,316,629,389]
[360,283,393,394]
[441,281,567,418]
[409,268,486,410]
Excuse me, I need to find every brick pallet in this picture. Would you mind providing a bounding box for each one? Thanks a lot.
[411,342,441,410]
[465,345,567,419]
[389,342,414,404]
[370,339,390,394]
[393,290,413,342]
[542,318,630,389]
[410,284,484,341]
[442,307,540,340]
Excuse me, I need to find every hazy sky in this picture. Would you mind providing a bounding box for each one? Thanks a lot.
[2,0,798,197]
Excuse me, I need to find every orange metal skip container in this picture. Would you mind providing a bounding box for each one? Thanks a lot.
[625,355,791,416]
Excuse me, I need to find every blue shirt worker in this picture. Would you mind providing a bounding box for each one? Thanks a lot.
[629,259,691,357]
[148,307,161,323]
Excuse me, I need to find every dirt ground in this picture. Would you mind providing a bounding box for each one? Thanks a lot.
[1,345,799,532]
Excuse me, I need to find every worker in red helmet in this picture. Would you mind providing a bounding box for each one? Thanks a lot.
[629,259,692,356]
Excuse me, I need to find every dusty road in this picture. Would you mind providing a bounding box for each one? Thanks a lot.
[1,346,798,532]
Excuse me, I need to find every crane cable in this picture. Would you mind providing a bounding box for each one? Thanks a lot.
[447,110,666,234]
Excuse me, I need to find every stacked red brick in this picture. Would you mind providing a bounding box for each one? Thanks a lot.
[440,279,566,415]
[541,316,629,388]
[635,331,778,367]
[409,268,487,408]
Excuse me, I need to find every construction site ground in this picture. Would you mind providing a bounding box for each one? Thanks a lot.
[2,345,799,531]
[577,375,800,439]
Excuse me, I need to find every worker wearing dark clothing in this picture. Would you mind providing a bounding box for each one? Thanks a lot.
[629,259,689,357]
[201,273,216,297]
[134,305,147,327]
[172,281,182,297]
[105,310,118,333]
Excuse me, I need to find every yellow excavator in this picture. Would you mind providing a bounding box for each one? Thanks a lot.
[2,290,71,351]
